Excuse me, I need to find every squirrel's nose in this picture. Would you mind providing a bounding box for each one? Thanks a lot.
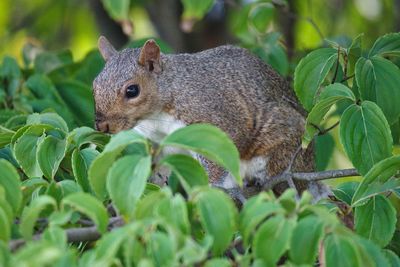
[95,120,110,133]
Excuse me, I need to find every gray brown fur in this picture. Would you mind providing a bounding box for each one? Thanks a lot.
[93,37,319,196]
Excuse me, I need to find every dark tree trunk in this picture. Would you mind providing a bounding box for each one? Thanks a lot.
[144,0,233,52]
[89,0,129,49]
[278,0,296,60]
[395,0,400,31]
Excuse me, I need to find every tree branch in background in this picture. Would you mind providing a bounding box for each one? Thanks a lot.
[9,216,124,252]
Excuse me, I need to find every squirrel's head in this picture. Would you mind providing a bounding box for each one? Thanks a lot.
[93,36,163,133]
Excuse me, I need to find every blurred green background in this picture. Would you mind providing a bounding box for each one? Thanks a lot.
[0,0,399,176]
[1,0,398,61]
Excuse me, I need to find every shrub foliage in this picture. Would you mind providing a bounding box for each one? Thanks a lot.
[0,1,400,266]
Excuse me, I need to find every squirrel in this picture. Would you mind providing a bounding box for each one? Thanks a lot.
[93,36,329,201]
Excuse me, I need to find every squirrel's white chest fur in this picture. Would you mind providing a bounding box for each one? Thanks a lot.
[133,112,186,143]
[133,112,269,188]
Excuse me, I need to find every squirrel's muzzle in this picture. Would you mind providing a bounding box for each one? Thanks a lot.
[95,118,110,133]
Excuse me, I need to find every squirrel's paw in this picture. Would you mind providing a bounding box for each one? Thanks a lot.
[244,172,270,188]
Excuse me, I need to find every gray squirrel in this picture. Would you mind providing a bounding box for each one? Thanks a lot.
[93,36,328,200]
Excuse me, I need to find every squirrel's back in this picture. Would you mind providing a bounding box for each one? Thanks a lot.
[160,45,304,117]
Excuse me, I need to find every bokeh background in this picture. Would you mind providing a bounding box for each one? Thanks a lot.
[1,0,398,60]
[0,0,399,175]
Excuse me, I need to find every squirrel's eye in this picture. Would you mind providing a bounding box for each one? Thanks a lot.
[125,84,140,99]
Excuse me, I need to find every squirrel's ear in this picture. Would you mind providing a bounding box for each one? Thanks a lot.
[138,39,161,73]
[98,36,117,61]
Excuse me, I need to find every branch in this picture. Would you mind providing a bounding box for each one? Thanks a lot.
[9,216,124,252]
[283,145,303,197]
[331,47,341,84]
[318,121,339,135]
[341,74,355,83]
[263,168,359,190]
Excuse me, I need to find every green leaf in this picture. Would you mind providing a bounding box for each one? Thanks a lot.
[204,258,231,267]
[0,159,22,214]
[339,101,392,175]
[149,232,176,266]
[54,80,94,127]
[101,0,130,20]
[387,231,400,256]
[107,155,151,220]
[181,0,214,20]
[355,195,396,247]
[72,147,99,192]
[249,3,274,33]
[0,56,21,96]
[356,236,390,267]
[192,188,238,255]
[0,205,11,242]
[294,48,338,111]
[0,132,13,149]
[88,130,148,198]
[315,133,335,171]
[27,113,68,133]
[42,226,67,249]
[177,237,210,265]
[59,180,82,196]
[68,127,110,149]
[34,50,73,74]
[0,241,11,267]
[74,50,105,85]
[324,233,362,267]
[13,125,52,178]
[369,33,400,57]
[252,33,289,76]
[20,195,57,240]
[25,74,58,99]
[290,216,324,265]
[161,124,241,185]
[159,154,208,192]
[21,178,48,205]
[135,189,170,220]
[355,56,400,124]
[37,136,67,180]
[352,155,400,206]
[302,83,355,147]
[253,215,295,266]
[94,223,139,263]
[240,192,283,246]
[332,181,359,205]
[347,34,363,77]
[155,194,190,235]
[14,241,62,267]
[382,249,400,267]
[62,192,108,233]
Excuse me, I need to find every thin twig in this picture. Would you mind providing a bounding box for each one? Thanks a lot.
[283,146,303,197]
[263,168,359,190]
[343,53,349,81]
[319,121,339,135]
[286,146,303,173]
[341,74,355,83]
[331,47,341,84]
